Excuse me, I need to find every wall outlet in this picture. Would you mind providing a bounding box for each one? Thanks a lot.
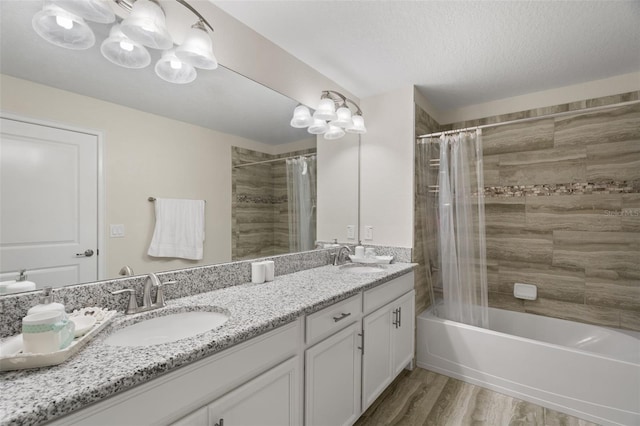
[346,225,355,240]
[364,225,373,241]
[110,224,125,238]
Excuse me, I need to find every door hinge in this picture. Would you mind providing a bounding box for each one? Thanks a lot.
[358,330,364,355]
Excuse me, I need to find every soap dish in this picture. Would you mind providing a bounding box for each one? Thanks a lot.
[0,308,118,371]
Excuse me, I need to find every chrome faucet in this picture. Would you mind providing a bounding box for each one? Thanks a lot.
[332,245,352,266]
[111,273,176,314]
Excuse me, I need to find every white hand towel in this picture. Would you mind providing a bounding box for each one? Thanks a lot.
[147,198,205,260]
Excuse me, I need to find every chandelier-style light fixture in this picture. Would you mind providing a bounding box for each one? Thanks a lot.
[290,90,367,140]
[31,0,218,84]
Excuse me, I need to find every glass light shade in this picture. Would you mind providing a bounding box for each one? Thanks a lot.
[313,98,337,121]
[101,24,151,69]
[307,118,329,135]
[331,106,353,128]
[346,115,367,134]
[51,0,115,24]
[290,105,313,128]
[155,49,197,84]
[175,26,218,70]
[324,125,346,140]
[120,0,172,50]
[32,3,95,50]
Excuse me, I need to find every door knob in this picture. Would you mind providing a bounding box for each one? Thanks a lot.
[75,249,94,257]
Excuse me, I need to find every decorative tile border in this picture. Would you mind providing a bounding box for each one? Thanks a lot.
[484,180,640,198]
[236,194,288,204]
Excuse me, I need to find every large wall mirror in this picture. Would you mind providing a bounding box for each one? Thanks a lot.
[0,1,356,294]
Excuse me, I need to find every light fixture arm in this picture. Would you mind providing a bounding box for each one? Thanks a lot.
[321,90,363,115]
[113,0,215,32]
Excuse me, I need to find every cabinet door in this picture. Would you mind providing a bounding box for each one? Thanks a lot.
[208,357,300,426]
[392,290,415,376]
[170,406,208,426]
[305,321,362,426]
[361,304,393,411]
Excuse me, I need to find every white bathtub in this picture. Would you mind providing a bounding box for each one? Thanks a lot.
[416,305,640,426]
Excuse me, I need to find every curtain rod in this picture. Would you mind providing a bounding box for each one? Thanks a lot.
[417,99,640,140]
[233,153,316,169]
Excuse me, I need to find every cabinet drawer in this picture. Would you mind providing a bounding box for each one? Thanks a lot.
[306,294,362,346]
[363,272,414,315]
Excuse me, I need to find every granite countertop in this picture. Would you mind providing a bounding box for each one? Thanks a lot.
[0,263,414,426]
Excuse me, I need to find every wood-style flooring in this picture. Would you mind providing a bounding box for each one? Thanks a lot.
[354,368,599,426]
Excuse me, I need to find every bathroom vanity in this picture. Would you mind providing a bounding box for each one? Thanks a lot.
[1,263,415,426]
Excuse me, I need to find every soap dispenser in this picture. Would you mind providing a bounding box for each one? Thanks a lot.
[27,286,67,317]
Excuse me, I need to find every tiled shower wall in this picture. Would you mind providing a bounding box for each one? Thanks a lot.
[414,92,640,331]
[231,147,316,260]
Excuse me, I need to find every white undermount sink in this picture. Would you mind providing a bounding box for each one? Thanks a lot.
[104,311,229,347]
[339,264,386,274]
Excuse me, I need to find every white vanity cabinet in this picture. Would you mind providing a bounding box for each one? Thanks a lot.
[304,272,415,426]
[47,270,415,426]
[50,319,302,426]
[205,357,300,426]
[304,294,363,426]
[361,273,415,412]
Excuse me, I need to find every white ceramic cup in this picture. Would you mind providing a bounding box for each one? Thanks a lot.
[22,311,75,354]
[251,262,266,284]
[263,261,275,282]
[365,248,376,258]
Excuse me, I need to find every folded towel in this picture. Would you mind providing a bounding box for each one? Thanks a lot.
[147,198,205,260]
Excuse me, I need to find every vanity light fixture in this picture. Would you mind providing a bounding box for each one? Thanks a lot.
[32,0,218,84]
[290,90,367,140]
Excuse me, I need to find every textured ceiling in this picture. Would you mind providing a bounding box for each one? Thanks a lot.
[214,0,640,111]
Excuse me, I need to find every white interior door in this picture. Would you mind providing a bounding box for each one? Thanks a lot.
[0,117,99,288]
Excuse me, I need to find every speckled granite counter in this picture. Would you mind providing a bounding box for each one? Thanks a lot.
[0,263,414,426]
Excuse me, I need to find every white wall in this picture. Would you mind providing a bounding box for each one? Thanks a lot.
[359,87,415,248]
[316,133,359,244]
[1,75,279,279]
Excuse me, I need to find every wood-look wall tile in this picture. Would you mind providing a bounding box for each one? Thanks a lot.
[554,103,640,148]
[523,297,620,327]
[620,310,640,332]
[585,269,640,311]
[486,228,553,264]
[482,118,554,155]
[586,139,640,182]
[488,291,525,312]
[499,146,586,185]
[552,231,640,272]
[544,408,600,426]
[498,261,585,303]
[482,154,500,186]
[622,194,640,231]
[485,198,526,229]
[525,194,622,231]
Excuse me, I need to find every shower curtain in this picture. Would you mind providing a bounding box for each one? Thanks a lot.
[418,130,488,328]
[286,156,317,252]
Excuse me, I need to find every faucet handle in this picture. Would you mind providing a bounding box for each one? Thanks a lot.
[111,288,138,314]
[154,280,176,307]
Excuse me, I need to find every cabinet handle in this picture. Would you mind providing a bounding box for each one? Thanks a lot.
[392,308,399,328]
[358,330,364,355]
[333,312,351,322]
[398,306,402,328]
[214,419,224,426]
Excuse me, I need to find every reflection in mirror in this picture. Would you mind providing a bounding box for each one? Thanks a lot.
[232,147,317,260]
[0,0,326,293]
